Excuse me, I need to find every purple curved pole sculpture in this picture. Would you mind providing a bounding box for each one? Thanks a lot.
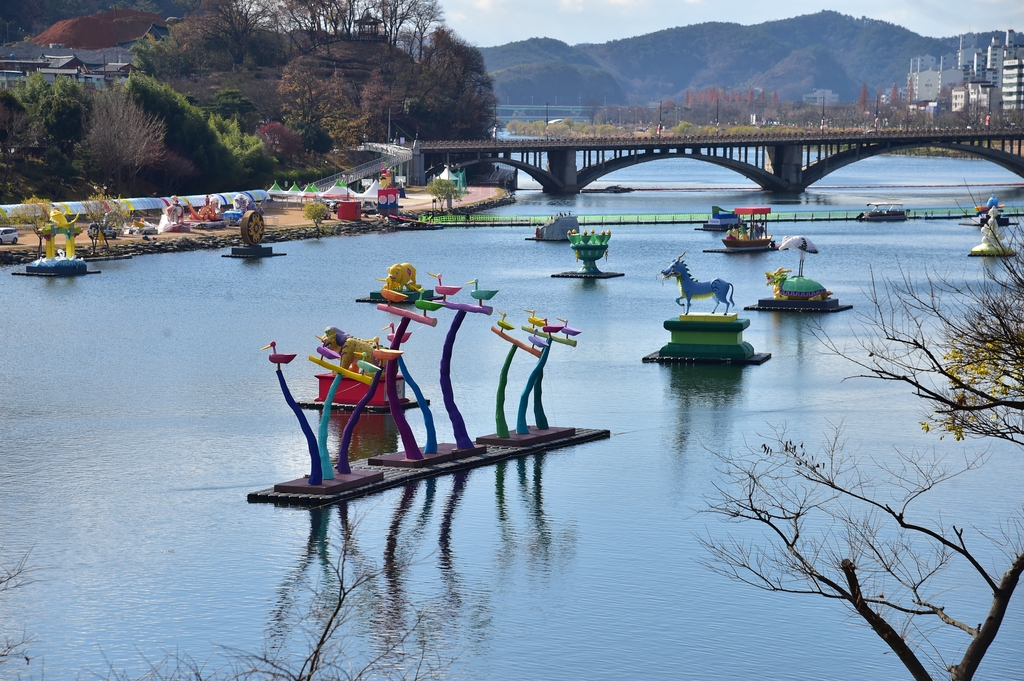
[439,308,474,449]
[385,316,423,459]
[336,367,382,475]
[277,368,323,485]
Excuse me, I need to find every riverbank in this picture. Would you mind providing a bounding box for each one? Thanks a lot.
[0,186,512,266]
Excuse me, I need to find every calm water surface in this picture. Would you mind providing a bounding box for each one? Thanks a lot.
[1,156,1023,679]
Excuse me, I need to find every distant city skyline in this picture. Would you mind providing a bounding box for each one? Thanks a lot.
[442,0,1024,48]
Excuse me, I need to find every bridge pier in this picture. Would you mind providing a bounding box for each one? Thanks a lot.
[546,149,580,194]
[764,144,806,192]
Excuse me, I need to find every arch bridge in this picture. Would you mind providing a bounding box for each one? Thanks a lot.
[412,130,1024,194]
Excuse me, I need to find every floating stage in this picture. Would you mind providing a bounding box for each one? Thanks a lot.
[643,312,771,365]
[247,427,609,507]
[295,399,423,412]
[703,246,776,254]
[551,271,624,279]
[82,254,133,262]
[222,245,286,258]
[744,298,852,313]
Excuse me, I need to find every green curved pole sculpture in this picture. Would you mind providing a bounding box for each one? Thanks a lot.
[495,344,518,438]
[516,343,551,435]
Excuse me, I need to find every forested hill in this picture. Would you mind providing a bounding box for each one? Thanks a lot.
[481,11,970,105]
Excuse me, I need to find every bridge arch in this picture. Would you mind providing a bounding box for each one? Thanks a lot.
[801,141,1024,187]
[574,150,790,192]
[426,158,564,193]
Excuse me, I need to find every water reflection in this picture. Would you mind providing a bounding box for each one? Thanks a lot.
[329,413,399,462]
[664,363,745,451]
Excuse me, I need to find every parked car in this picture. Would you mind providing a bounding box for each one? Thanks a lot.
[0,227,18,244]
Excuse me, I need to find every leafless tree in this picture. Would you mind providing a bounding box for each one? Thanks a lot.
[0,548,34,667]
[398,0,442,59]
[84,87,166,194]
[701,426,1024,681]
[198,0,274,65]
[818,258,1024,447]
[279,0,368,52]
[374,0,417,48]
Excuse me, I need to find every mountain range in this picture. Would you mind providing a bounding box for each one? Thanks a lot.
[479,12,992,105]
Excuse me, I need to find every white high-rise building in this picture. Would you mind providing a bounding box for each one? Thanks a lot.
[1004,58,1024,110]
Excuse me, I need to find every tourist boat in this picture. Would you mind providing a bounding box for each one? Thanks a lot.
[722,207,773,249]
[856,202,907,222]
[701,206,741,231]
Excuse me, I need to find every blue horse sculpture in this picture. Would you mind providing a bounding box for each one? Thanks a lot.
[661,255,735,314]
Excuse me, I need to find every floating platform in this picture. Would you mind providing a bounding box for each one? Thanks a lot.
[703,246,776,254]
[13,269,101,277]
[744,298,852,313]
[222,245,285,258]
[694,225,730,231]
[273,470,384,495]
[368,442,486,468]
[551,271,625,279]
[476,426,576,447]
[642,351,771,365]
[647,313,770,365]
[296,399,423,412]
[247,427,610,506]
[355,289,438,304]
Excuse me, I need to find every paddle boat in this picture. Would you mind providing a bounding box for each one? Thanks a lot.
[856,202,907,222]
[722,207,774,250]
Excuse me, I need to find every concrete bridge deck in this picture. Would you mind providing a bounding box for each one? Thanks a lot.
[410,129,1024,194]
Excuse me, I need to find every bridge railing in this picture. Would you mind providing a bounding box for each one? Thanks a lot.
[419,207,1011,225]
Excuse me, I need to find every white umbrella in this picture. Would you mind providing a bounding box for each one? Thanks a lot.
[778,236,819,276]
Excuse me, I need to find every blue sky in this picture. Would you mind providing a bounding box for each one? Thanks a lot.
[441,0,1024,47]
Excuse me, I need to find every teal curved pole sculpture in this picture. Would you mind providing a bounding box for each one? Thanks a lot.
[533,365,548,430]
[516,343,551,435]
[316,373,342,480]
[495,344,517,438]
[398,355,437,454]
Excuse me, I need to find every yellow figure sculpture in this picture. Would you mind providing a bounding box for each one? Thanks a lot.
[376,262,422,292]
[320,327,380,371]
[41,209,83,260]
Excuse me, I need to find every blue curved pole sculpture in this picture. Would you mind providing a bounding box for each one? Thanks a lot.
[277,368,322,485]
[516,343,551,435]
[316,373,342,480]
[337,367,383,474]
[398,355,437,454]
[440,308,474,449]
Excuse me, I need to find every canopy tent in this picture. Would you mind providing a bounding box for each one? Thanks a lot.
[0,190,269,221]
[436,167,467,193]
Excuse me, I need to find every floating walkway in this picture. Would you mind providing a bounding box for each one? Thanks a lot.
[247,428,610,507]
[421,207,1022,227]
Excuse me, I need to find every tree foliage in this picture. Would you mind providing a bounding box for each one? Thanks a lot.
[84,86,166,193]
[820,260,1024,446]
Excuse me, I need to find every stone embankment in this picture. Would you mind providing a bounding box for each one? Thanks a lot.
[0,221,384,266]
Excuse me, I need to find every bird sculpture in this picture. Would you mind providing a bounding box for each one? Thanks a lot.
[261,341,297,368]
[778,235,819,277]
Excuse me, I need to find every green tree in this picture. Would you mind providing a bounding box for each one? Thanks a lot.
[208,113,275,184]
[426,178,459,210]
[124,73,243,191]
[303,201,328,236]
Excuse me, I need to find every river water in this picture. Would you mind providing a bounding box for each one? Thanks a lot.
[1,155,1023,680]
